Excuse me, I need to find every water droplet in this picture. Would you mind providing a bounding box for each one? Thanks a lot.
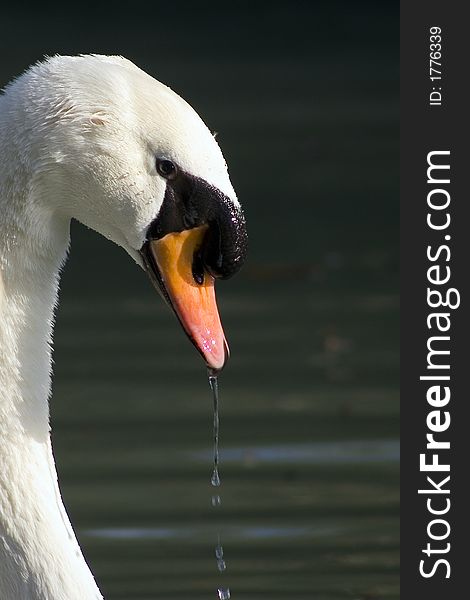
[211,467,221,487]
[211,495,221,507]
[217,588,231,599]
[215,544,224,559]
[217,559,227,572]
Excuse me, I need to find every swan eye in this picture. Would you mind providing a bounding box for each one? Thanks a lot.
[157,159,177,180]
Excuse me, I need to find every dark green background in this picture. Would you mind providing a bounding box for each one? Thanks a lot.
[1,2,398,598]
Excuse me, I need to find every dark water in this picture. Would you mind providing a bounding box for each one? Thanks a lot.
[50,273,399,600]
[1,2,398,598]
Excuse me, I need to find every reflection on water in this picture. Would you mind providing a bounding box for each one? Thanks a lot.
[86,524,341,542]
[190,439,400,465]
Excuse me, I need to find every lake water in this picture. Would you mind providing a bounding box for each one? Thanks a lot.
[50,253,399,599]
[1,2,398,598]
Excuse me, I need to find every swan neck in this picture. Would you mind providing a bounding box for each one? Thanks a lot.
[0,194,69,441]
[0,129,102,598]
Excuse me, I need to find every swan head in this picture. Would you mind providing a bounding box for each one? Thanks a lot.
[6,54,247,370]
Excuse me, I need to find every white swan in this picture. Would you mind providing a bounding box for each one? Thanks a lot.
[0,54,247,599]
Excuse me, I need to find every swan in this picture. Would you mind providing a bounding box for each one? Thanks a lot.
[0,54,247,599]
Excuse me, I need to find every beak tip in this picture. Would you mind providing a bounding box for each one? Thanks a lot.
[200,335,229,373]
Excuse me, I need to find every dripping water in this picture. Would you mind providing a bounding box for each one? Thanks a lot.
[208,369,230,600]
[210,372,221,487]
[215,535,226,572]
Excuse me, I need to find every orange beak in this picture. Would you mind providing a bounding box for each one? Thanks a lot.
[147,225,229,371]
